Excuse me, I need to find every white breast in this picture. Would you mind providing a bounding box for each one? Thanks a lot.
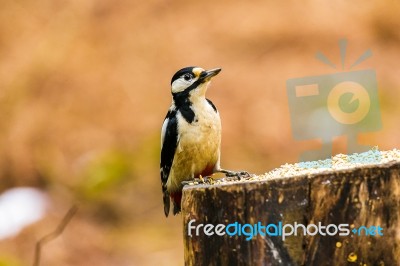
[167,99,221,192]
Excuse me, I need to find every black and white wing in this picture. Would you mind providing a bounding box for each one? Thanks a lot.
[160,109,178,217]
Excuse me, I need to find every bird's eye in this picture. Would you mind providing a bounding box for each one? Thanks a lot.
[183,74,192,81]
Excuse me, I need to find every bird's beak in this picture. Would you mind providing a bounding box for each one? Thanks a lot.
[201,68,222,82]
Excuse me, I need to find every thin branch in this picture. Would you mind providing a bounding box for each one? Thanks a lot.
[33,205,78,266]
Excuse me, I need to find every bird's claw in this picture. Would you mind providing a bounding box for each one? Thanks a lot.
[181,175,215,186]
[198,175,215,184]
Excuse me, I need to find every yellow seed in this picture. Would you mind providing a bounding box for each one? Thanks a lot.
[336,242,342,248]
[347,252,357,262]
[278,193,284,203]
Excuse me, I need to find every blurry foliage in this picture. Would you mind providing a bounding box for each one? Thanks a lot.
[78,149,132,200]
[0,257,21,266]
[75,148,137,224]
[73,134,160,224]
[0,0,399,265]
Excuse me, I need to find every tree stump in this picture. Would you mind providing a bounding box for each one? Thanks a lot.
[182,151,400,266]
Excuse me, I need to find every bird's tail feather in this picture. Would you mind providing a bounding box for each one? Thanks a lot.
[171,192,182,215]
[163,192,170,217]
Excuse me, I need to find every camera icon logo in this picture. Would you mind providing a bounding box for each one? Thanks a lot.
[287,39,382,167]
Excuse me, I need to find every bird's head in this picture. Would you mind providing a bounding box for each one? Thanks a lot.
[170,67,221,98]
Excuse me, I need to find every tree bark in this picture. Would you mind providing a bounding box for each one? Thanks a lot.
[182,161,400,266]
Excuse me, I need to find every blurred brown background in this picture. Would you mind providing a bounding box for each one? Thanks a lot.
[0,0,399,265]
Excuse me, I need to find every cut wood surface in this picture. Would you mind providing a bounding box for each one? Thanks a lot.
[182,149,400,266]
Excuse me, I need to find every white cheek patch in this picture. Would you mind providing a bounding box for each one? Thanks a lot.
[171,78,199,94]
[171,79,189,94]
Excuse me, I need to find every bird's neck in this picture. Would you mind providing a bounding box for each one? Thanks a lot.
[173,87,208,109]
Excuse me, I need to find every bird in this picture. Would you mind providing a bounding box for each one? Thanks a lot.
[160,66,248,217]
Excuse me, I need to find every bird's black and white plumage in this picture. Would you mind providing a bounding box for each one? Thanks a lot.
[160,66,225,217]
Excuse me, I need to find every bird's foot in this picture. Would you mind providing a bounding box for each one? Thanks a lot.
[217,169,252,181]
[197,174,215,184]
